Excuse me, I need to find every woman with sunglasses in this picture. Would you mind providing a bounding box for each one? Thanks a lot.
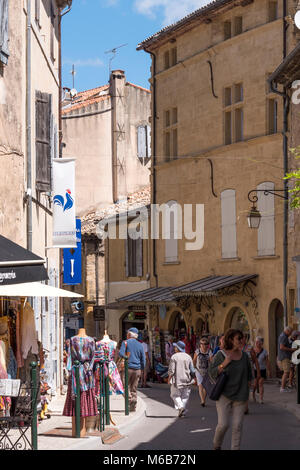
[208,329,253,450]
[193,337,212,407]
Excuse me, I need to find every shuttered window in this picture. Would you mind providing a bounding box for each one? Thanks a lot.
[257,182,275,256]
[137,125,151,165]
[125,229,143,277]
[0,0,9,65]
[221,189,237,258]
[165,200,178,263]
[36,91,52,191]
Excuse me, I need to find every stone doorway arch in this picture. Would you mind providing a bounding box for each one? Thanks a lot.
[168,310,187,339]
[268,299,284,376]
[225,306,251,338]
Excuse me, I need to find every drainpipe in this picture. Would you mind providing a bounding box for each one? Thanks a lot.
[268,0,289,327]
[26,0,32,251]
[58,1,72,158]
[143,48,158,288]
[58,1,72,394]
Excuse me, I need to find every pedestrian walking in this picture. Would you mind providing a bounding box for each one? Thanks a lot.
[278,326,297,393]
[168,341,196,418]
[252,337,271,404]
[212,334,225,356]
[118,328,145,412]
[193,337,212,407]
[165,335,175,364]
[138,332,151,388]
[208,329,253,450]
[241,334,260,414]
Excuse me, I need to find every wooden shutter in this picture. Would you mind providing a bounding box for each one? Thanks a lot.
[146,125,151,160]
[221,189,237,258]
[36,91,52,191]
[137,125,147,161]
[0,0,9,65]
[257,182,275,256]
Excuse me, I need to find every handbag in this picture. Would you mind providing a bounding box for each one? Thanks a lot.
[202,350,228,401]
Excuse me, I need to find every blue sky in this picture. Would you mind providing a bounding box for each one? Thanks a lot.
[61,0,209,92]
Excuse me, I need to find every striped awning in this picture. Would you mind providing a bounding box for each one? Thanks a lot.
[115,274,258,306]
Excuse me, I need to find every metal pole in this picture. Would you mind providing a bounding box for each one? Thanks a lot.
[30,362,38,451]
[125,356,129,415]
[99,362,105,432]
[105,360,110,425]
[297,363,300,405]
[74,360,80,438]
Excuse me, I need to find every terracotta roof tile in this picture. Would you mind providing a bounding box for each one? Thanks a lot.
[81,186,151,236]
[62,84,110,115]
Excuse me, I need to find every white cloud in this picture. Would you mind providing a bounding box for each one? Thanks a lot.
[63,58,104,68]
[133,0,211,26]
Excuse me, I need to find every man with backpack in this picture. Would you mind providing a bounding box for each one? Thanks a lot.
[193,337,213,407]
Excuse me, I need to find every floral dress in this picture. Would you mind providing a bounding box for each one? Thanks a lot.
[94,340,124,397]
[63,336,98,417]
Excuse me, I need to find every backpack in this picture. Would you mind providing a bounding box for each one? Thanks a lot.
[196,351,210,376]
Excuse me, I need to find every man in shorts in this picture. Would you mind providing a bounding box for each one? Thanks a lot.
[278,326,297,393]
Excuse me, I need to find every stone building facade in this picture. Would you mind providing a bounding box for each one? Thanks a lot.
[105,0,300,374]
[0,0,73,394]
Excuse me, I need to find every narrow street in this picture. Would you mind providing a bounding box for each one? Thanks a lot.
[71,383,300,451]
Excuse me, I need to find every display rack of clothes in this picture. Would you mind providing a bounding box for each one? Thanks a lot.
[94,336,124,397]
[63,333,98,418]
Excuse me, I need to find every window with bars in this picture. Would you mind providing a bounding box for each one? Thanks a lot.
[164,108,178,162]
[224,84,244,145]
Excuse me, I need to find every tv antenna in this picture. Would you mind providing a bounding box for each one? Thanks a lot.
[70,64,76,89]
[105,43,128,76]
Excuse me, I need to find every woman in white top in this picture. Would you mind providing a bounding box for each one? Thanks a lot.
[252,337,271,404]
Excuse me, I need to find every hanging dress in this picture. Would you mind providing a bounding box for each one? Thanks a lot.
[63,336,98,417]
[94,340,124,397]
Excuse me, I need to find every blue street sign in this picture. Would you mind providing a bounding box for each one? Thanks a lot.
[63,219,82,285]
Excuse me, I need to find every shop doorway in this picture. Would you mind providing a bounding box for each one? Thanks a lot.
[168,310,187,340]
[121,310,147,340]
[227,307,250,337]
[268,299,284,376]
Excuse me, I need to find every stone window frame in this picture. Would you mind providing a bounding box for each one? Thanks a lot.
[163,107,178,162]
[223,83,244,145]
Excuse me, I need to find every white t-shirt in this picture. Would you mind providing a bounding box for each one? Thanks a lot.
[142,342,149,354]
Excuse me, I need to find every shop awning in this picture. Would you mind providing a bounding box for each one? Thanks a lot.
[173,274,258,297]
[0,282,83,298]
[116,287,178,306]
[115,274,258,306]
[0,235,48,285]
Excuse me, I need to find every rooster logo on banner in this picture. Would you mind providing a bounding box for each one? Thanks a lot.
[53,189,74,212]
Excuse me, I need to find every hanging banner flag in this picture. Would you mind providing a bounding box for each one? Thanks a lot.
[63,219,82,285]
[53,158,77,248]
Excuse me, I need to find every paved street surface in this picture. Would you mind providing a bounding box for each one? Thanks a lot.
[69,382,300,451]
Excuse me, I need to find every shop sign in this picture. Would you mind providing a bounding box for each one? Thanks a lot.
[53,158,77,248]
[93,306,105,321]
[63,219,82,285]
[134,311,147,320]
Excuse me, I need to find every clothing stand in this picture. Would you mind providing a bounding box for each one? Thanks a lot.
[72,328,87,438]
